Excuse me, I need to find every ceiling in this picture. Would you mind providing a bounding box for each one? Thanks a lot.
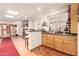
[0,3,69,23]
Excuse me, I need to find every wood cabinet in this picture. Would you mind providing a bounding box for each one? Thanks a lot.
[54,35,64,51]
[47,35,54,48]
[42,33,77,55]
[42,33,54,48]
[63,36,77,55]
[42,33,48,45]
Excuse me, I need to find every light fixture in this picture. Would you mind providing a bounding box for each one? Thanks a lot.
[50,9,53,11]
[24,16,27,19]
[5,15,14,18]
[37,7,41,11]
[7,10,18,15]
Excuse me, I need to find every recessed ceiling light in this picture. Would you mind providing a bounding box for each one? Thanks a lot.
[37,7,41,11]
[7,10,18,15]
[5,15,13,18]
[50,9,53,12]
[24,16,27,19]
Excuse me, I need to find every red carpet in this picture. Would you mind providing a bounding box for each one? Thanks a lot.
[0,37,20,56]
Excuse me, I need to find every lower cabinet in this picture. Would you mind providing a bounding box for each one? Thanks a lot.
[42,33,77,55]
[42,34,54,48]
[54,35,64,51]
[63,36,77,55]
[46,35,54,48]
[42,33,48,45]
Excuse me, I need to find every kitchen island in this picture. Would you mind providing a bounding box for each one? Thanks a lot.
[25,31,41,50]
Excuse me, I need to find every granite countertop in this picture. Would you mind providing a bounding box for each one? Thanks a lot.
[42,31,77,36]
[25,30,77,36]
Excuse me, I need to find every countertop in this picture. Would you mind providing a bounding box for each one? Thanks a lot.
[42,31,77,36]
[25,30,77,36]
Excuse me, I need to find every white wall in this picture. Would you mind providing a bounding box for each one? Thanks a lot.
[29,9,68,32]
[48,12,68,32]
[17,22,23,36]
[13,21,23,36]
[28,18,42,30]
[28,20,36,30]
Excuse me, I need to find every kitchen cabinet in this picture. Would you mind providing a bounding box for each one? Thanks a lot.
[42,34,54,48]
[42,33,48,45]
[42,33,77,55]
[54,35,64,51]
[46,35,54,48]
[63,36,77,55]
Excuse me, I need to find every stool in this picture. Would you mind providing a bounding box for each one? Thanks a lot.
[25,37,29,50]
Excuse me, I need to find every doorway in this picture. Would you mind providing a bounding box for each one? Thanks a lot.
[0,24,17,38]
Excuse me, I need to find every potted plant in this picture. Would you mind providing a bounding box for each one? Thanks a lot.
[64,26,69,34]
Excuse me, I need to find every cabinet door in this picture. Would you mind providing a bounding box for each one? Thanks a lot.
[64,39,77,55]
[47,35,54,48]
[54,35,64,51]
[42,34,48,45]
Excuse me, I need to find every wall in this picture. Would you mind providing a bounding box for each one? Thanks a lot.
[47,12,68,32]
[0,25,2,37]
[29,8,68,32]
[28,18,42,30]
[13,21,23,36]
[28,20,36,30]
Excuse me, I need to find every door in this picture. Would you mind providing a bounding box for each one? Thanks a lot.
[0,24,17,37]
[6,25,11,37]
[2,25,11,37]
